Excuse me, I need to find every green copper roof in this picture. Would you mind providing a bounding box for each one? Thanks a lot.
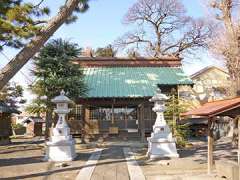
[84,67,192,98]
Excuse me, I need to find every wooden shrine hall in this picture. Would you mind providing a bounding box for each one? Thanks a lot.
[69,57,193,140]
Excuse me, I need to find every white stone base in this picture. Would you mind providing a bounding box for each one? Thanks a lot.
[147,138,179,159]
[45,140,76,161]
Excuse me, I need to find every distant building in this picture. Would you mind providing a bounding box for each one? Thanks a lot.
[191,66,230,103]
[180,66,231,138]
[179,66,230,107]
[12,112,31,125]
[22,116,45,136]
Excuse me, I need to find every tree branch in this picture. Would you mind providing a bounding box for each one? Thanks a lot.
[33,0,45,8]
[118,0,211,57]
[0,0,85,89]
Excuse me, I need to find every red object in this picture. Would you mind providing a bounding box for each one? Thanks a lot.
[182,97,240,117]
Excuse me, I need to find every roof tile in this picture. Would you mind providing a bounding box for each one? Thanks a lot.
[183,97,240,117]
[83,67,192,98]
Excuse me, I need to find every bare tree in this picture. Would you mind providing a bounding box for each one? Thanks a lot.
[115,0,212,57]
[208,0,240,147]
[209,0,240,95]
[0,0,89,90]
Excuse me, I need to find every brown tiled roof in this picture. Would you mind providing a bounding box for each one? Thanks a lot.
[71,57,182,67]
[182,97,240,117]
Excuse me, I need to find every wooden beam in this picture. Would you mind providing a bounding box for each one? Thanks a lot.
[77,97,150,106]
[208,118,214,174]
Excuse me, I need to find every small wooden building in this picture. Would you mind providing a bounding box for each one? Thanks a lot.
[0,101,20,144]
[23,116,45,136]
[183,97,240,174]
[69,57,193,140]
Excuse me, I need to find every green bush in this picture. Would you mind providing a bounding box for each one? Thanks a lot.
[12,123,24,130]
[164,89,191,148]
[167,121,190,148]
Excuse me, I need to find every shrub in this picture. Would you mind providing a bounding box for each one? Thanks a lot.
[12,123,24,130]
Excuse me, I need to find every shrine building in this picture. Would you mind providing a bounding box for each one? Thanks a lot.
[68,57,193,139]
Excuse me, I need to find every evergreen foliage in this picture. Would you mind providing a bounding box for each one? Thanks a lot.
[0,0,50,49]
[0,82,25,108]
[0,0,89,50]
[165,90,190,147]
[29,38,87,110]
[25,98,47,116]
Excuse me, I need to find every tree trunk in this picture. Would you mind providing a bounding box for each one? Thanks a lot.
[45,110,53,140]
[0,0,81,90]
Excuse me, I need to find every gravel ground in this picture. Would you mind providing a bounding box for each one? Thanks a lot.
[0,136,92,180]
[131,137,238,180]
[0,136,237,180]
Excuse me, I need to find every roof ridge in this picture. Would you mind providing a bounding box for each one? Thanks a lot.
[191,66,228,78]
[72,58,182,67]
[74,56,181,60]
[206,96,240,104]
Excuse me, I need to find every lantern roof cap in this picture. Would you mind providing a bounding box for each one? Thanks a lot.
[51,90,72,103]
[149,88,169,102]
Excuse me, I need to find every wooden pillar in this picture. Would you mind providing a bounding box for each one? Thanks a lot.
[140,104,145,143]
[177,85,180,121]
[84,107,92,137]
[208,118,214,174]
[137,106,140,134]
[238,116,240,165]
[111,103,114,124]
[81,105,86,134]
[125,106,127,129]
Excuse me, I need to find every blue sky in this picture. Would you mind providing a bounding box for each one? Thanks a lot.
[50,0,206,49]
[0,0,223,104]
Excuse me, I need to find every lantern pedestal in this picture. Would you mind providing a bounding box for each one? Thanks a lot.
[147,89,179,159]
[45,90,76,161]
[147,112,179,159]
[45,125,76,161]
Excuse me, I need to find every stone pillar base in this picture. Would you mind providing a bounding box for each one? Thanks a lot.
[147,138,179,159]
[45,140,76,161]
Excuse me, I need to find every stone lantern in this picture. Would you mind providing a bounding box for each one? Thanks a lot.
[45,90,76,161]
[147,88,179,159]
